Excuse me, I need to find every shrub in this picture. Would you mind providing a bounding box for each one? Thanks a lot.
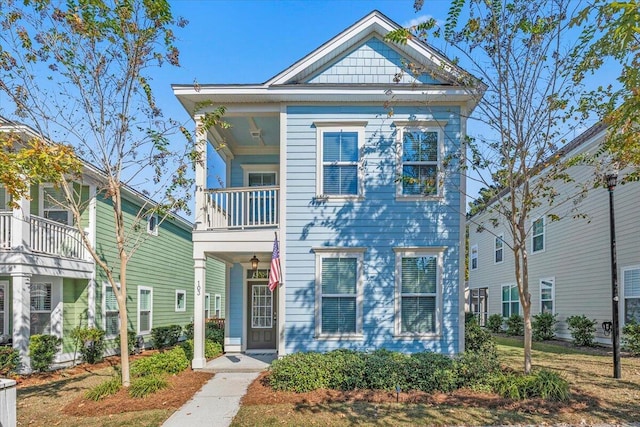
[269,352,331,392]
[115,330,138,355]
[465,319,497,355]
[363,349,410,391]
[505,314,524,336]
[70,327,105,364]
[532,312,558,341]
[0,347,20,376]
[29,334,62,372]
[465,311,477,325]
[129,374,169,398]
[181,339,222,361]
[490,369,569,401]
[407,352,457,392]
[130,346,189,377]
[622,320,640,356]
[455,350,500,388]
[151,325,182,349]
[566,315,597,347]
[85,376,121,401]
[487,314,504,333]
[183,323,193,340]
[183,322,224,348]
[324,349,367,390]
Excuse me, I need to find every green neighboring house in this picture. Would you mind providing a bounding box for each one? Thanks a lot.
[0,116,224,372]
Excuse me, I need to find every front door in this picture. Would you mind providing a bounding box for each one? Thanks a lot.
[246,279,277,350]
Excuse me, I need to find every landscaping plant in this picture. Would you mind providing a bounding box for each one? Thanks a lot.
[506,314,525,336]
[487,314,504,333]
[622,320,640,356]
[0,347,20,376]
[566,315,597,347]
[70,327,106,364]
[129,374,169,398]
[85,376,122,401]
[115,330,138,355]
[151,325,182,350]
[29,334,62,372]
[130,346,189,377]
[532,312,558,341]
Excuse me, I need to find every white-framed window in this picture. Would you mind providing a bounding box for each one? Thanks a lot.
[175,290,186,312]
[314,248,365,337]
[502,284,520,317]
[30,282,52,335]
[395,248,443,336]
[103,283,120,337]
[315,123,365,199]
[540,278,555,314]
[40,185,72,225]
[138,286,153,334]
[470,244,478,270]
[532,217,545,253]
[397,127,443,197]
[495,235,504,264]
[623,266,640,325]
[147,213,158,236]
[214,294,222,318]
[0,281,7,335]
[204,293,211,319]
[0,187,9,210]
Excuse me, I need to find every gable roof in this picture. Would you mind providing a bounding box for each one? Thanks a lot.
[172,10,484,113]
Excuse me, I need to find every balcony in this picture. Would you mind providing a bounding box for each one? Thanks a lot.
[204,186,279,230]
[0,211,87,261]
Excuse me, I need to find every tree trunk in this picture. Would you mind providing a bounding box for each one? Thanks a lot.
[523,300,532,374]
[118,263,130,387]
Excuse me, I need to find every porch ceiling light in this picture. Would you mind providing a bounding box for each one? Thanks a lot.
[250,254,260,271]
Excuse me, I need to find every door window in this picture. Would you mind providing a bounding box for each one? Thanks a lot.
[251,284,272,329]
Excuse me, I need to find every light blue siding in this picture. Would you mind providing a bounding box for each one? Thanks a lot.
[307,37,442,85]
[228,264,244,341]
[284,105,462,354]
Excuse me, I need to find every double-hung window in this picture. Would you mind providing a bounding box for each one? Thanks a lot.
[30,282,52,335]
[502,284,519,317]
[623,267,640,324]
[138,286,152,334]
[41,185,72,225]
[315,249,364,337]
[175,290,186,312]
[532,217,545,253]
[104,284,120,337]
[470,244,478,270]
[316,123,365,198]
[399,128,441,196]
[495,235,504,264]
[395,249,443,336]
[540,278,554,314]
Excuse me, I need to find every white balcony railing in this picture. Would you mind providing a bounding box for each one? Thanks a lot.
[0,212,10,249]
[205,186,279,230]
[30,216,87,260]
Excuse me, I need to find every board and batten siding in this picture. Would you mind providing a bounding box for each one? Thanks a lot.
[93,194,195,340]
[284,105,463,354]
[468,138,640,343]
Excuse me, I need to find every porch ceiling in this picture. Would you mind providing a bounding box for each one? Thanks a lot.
[207,113,280,157]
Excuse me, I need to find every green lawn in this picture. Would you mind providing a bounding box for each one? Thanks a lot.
[232,338,640,426]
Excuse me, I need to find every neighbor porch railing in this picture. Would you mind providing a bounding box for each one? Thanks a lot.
[30,216,87,260]
[0,212,10,249]
[205,186,279,230]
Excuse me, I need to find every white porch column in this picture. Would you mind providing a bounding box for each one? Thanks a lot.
[11,272,31,372]
[194,114,208,231]
[11,193,30,251]
[192,257,207,369]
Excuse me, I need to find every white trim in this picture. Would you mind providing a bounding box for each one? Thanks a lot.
[470,244,478,271]
[241,164,279,186]
[137,286,153,335]
[278,103,287,356]
[394,248,444,338]
[622,265,640,327]
[102,282,120,338]
[394,124,445,200]
[147,213,159,236]
[315,124,365,200]
[531,216,545,254]
[39,183,73,225]
[204,293,211,319]
[214,294,222,318]
[501,283,520,317]
[175,289,187,312]
[0,281,8,335]
[314,249,365,339]
[494,234,504,264]
[539,277,555,314]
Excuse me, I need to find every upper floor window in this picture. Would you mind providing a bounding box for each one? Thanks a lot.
[532,217,545,253]
[147,213,158,236]
[495,235,504,264]
[41,185,72,225]
[315,123,365,199]
[395,248,443,336]
[315,249,364,337]
[623,267,640,325]
[399,128,441,197]
[470,244,478,270]
[0,282,6,335]
[0,188,9,210]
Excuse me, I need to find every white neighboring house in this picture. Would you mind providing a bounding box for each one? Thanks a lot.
[467,123,640,344]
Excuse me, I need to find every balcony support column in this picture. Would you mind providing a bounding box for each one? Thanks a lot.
[11,272,32,373]
[194,114,208,231]
[11,192,31,252]
[192,257,207,369]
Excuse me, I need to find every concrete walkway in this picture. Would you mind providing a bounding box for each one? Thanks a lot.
[162,353,275,427]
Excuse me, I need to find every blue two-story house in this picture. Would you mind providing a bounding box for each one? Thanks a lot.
[173,10,483,368]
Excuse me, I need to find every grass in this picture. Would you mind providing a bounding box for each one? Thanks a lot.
[232,338,640,426]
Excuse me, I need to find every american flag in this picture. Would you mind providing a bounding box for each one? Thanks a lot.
[268,234,281,292]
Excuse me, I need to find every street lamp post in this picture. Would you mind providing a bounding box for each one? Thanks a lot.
[606,172,621,379]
